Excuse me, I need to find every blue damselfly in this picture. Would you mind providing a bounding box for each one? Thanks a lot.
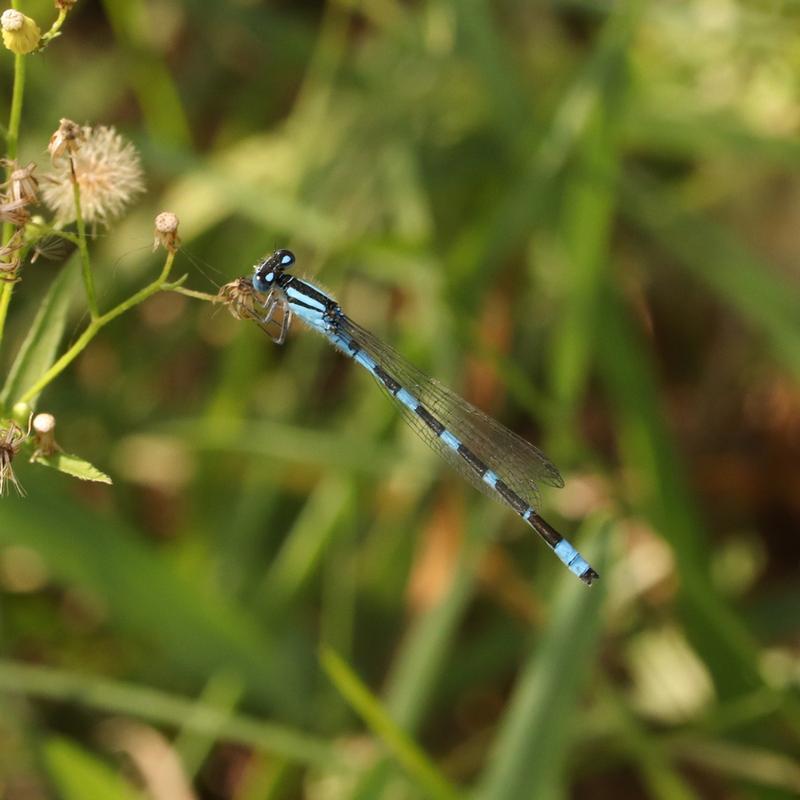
[227,250,598,585]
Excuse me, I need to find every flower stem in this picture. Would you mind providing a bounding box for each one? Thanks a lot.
[26,222,81,246]
[38,8,68,50]
[18,251,175,405]
[69,157,99,319]
[167,286,221,303]
[5,53,25,163]
[0,51,27,353]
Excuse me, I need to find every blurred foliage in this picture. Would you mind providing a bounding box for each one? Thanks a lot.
[1,0,800,798]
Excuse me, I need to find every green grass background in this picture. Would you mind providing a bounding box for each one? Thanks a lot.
[1,0,800,797]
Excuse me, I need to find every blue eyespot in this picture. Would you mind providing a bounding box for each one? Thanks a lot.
[280,252,295,266]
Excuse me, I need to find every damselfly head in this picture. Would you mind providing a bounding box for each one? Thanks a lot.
[253,248,295,293]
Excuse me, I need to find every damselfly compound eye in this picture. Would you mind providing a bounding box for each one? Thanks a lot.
[252,269,272,294]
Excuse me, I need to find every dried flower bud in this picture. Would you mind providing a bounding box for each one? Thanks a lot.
[1,9,41,55]
[0,194,29,227]
[0,421,26,496]
[55,0,78,9]
[2,160,38,204]
[221,276,279,333]
[153,211,180,254]
[32,413,59,458]
[48,118,85,161]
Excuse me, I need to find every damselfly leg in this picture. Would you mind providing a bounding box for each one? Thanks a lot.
[260,290,293,345]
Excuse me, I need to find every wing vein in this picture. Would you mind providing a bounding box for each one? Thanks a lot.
[338,316,563,512]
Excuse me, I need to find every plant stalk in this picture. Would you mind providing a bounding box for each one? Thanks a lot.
[70,157,99,318]
[0,52,27,352]
[18,251,175,405]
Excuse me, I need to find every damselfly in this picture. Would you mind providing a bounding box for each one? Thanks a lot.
[229,250,598,585]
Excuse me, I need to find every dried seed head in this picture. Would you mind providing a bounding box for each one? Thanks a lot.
[218,277,261,321]
[1,9,41,54]
[48,118,85,162]
[55,0,78,9]
[2,160,38,204]
[153,211,180,254]
[42,125,145,226]
[32,413,59,458]
[0,195,29,227]
[29,232,68,263]
[0,421,26,496]
[0,8,22,28]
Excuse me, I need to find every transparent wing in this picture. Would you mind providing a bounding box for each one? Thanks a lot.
[339,316,563,511]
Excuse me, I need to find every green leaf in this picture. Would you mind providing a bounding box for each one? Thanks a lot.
[0,471,310,719]
[550,93,622,442]
[0,255,79,413]
[476,518,610,800]
[384,505,501,731]
[32,451,113,483]
[44,737,146,800]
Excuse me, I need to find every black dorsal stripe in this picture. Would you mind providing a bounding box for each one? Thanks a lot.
[281,275,336,310]
[415,404,445,435]
[457,444,487,477]
[493,479,529,516]
[373,365,401,395]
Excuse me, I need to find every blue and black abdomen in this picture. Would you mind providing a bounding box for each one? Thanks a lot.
[326,315,598,585]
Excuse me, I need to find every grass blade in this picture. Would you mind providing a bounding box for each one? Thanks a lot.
[321,647,462,800]
[0,660,342,769]
[44,737,146,800]
[475,518,610,800]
